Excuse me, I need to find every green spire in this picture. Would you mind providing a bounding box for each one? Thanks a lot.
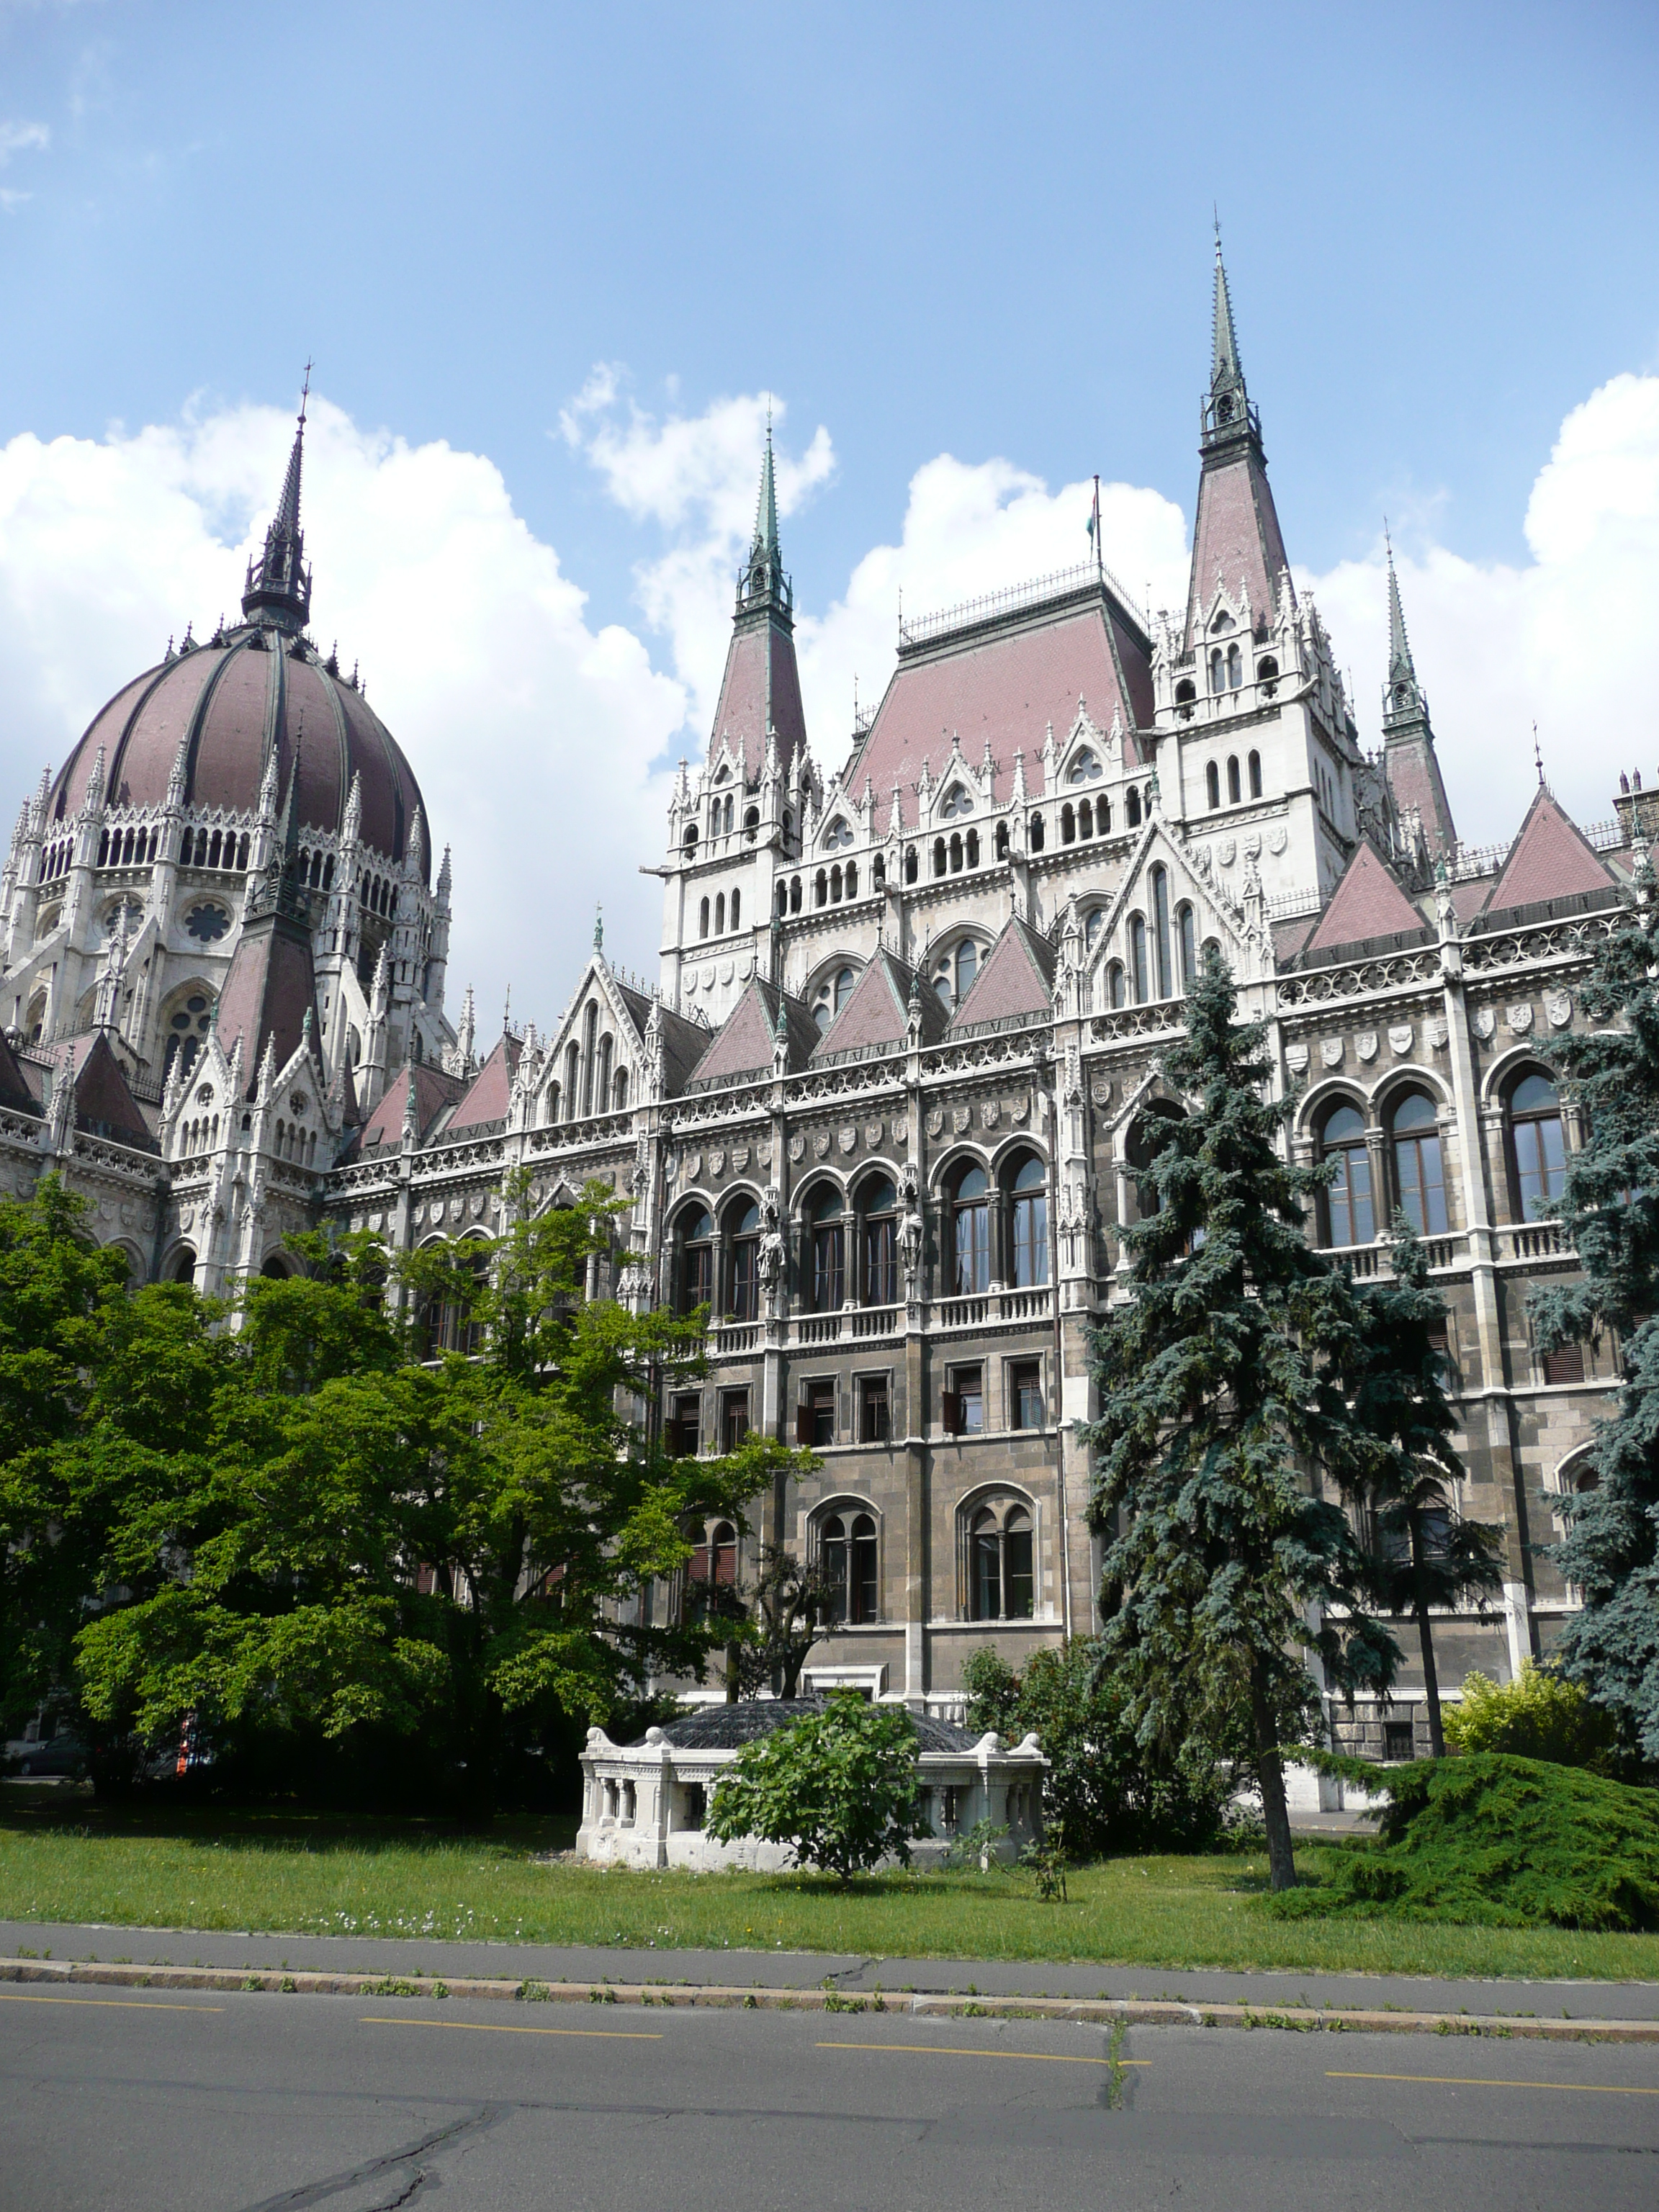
[1202,227,1257,454]
[754,418,778,559]
[737,415,791,616]
[1382,535,1426,729]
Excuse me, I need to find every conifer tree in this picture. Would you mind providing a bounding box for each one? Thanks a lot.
[1082,954,1400,1890]
[1350,1218,1503,1757]
[1531,853,1659,1761]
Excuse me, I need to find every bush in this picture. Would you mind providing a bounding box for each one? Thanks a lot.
[1444,1661,1619,1770]
[961,1640,1238,1857]
[704,1695,930,1882]
[1271,1753,1659,1930]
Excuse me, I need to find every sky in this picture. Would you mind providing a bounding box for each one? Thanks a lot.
[1,0,1658,1032]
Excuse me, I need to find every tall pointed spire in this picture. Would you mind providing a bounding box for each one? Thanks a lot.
[1378,536,1457,858]
[1382,534,1423,721]
[706,415,807,782]
[1202,225,1258,454]
[738,418,789,616]
[241,366,314,633]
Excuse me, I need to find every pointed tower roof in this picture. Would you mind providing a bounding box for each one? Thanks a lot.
[706,428,808,782]
[1184,234,1293,652]
[241,368,314,633]
[810,950,948,1063]
[446,1030,523,1137]
[35,1031,156,1151]
[213,757,323,1094]
[685,973,819,1091]
[1379,541,1457,857]
[1483,788,1617,917]
[354,1061,467,1152]
[1304,841,1428,956]
[950,914,1058,1034]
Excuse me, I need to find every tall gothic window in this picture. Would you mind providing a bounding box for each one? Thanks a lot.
[1390,1092,1448,1235]
[810,1185,845,1311]
[678,1206,715,1313]
[1128,914,1148,1003]
[860,1174,899,1306]
[819,1510,878,1625]
[727,1197,761,1321]
[968,1498,1034,1620]
[1010,1154,1048,1287]
[951,1164,991,1295]
[1319,1104,1375,1248]
[1509,1071,1566,1222]
[1151,865,1173,999]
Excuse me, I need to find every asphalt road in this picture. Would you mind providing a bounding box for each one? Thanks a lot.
[1,1988,1656,2211]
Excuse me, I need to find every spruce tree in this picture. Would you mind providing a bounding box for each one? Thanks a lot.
[1082,953,1400,1890]
[1349,1218,1503,1757]
[1531,853,1659,1762]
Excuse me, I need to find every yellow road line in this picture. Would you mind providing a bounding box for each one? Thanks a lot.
[359,2016,661,2041]
[0,1990,224,2013]
[1328,2070,1659,2098]
[817,2041,1148,2067]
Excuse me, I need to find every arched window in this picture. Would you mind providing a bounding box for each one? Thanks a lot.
[699,896,710,939]
[860,1174,899,1306]
[1151,865,1173,998]
[1010,1154,1048,1287]
[1175,678,1196,720]
[1084,907,1105,951]
[686,1519,739,1618]
[596,1033,613,1113]
[815,869,828,907]
[1028,812,1045,852]
[1390,1091,1448,1235]
[1226,643,1243,691]
[544,1082,561,1124]
[775,881,788,917]
[1127,1102,1183,1220]
[724,795,734,835]
[1107,960,1126,1009]
[1177,903,1197,992]
[824,814,855,849]
[727,1197,761,1321]
[565,1041,579,1117]
[613,1065,629,1110]
[830,865,842,903]
[1078,799,1094,840]
[1125,786,1141,828]
[678,1205,715,1313]
[949,832,963,873]
[1128,913,1148,1002]
[1061,804,1076,845]
[1210,647,1226,695]
[810,1185,845,1311]
[1509,1071,1566,1222]
[955,939,978,1004]
[933,837,947,876]
[1319,1104,1375,1248]
[939,785,974,819]
[963,832,977,870]
[994,821,1009,860]
[1206,760,1220,810]
[745,806,759,839]
[1227,757,1241,805]
[1069,748,1102,783]
[904,844,918,883]
[1098,796,1112,833]
[873,853,886,888]
[790,875,802,912]
[730,888,741,930]
[834,965,855,1014]
[820,1511,878,1624]
[1248,750,1262,799]
[581,1002,599,1115]
[968,1498,1034,1620]
[1256,657,1278,696]
[845,861,858,898]
[951,1164,990,1295]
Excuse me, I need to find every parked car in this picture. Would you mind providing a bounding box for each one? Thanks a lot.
[6,1733,89,1779]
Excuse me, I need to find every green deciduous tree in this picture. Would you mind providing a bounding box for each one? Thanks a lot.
[1530,858,1659,1763]
[1444,1660,1619,1768]
[705,1694,930,1880]
[1349,1218,1503,1757]
[1082,953,1401,1891]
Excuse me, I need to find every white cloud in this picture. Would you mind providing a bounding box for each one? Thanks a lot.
[0,400,686,1033]
[0,120,48,162]
[1307,371,1659,845]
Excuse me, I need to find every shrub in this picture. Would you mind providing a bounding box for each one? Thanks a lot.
[704,1695,930,1882]
[1444,1661,1619,1769]
[1271,1753,1659,1930]
[962,1639,1240,1856]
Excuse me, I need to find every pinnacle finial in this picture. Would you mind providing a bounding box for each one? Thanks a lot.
[593,902,604,955]
[241,365,314,631]
[1381,533,1428,732]
[754,421,779,559]
[1211,225,1243,393]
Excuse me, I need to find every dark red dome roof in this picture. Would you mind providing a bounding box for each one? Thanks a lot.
[49,627,429,883]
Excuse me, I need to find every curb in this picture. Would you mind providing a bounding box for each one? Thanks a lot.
[0,1958,1653,2043]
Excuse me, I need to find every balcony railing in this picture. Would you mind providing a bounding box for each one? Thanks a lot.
[936,1285,1053,1329]
[714,1321,762,1355]
[1496,1220,1572,1263]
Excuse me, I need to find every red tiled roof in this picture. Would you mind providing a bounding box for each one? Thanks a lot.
[35,1033,155,1151]
[810,949,948,1060]
[1184,446,1291,650]
[1304,842,1426,955]
[950,914,1056,1031]
[708,615,807,783]
[448,1033,521,1133]
[214,912,320,1094]
[845,597,1153,813]
[1382,733,1457,856]
[359,1061,466,1150]
[1483,789,1615,915]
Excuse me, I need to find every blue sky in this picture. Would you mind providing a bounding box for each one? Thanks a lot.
[3,0,1658,1021]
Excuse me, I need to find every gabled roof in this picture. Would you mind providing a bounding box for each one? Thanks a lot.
[357,1062,467,1151]
[844,592,1154,811]
[0,1030,40,1117]
[1304,842,1426,956]
[1483,788,1615,917]
[37,1033,156,1152]
[213,904,320,1098]
[950,914,1056,1033]
[609,979,709,1097]
[685,975,819,1091]
[446,1033,521,1136]
[810,948,948,1061]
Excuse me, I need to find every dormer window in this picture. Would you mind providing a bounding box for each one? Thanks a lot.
[1068,749,1102,784]
[939,784,974,819]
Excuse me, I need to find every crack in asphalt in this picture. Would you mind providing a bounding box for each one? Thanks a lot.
[235,2104,506,2212]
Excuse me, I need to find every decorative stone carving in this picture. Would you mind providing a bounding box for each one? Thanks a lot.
[1267,826,1288,856]
[899,1161,923,1293]
[709,1148,725,1177]
[1012,1092,1033,1123]
[952,1105,971,1134]
[1243,831,1262,863]
[1546,990,1573,1029]
[1388,1024,1413,1055]
[981,1100,1000,1131]
[1090,1074,1112,1106]
[788,1134,805,1162]
[925,1109,944,1138]
[1218,838,1236,868]
[1285,1042,1309,1074]
[757,1184,786,1294]
[1428,1017,1449,1049]
[683,1150,701,1180]
[813,1132,831,1159]
[1320,1038,1343,1068]
[863,1120,883,1147]
[1506,1004,1534,1035]
[893,1123,909,1146]
[369,1212,384,1233]
[837,1125,857,1154]
[1357,1031,1379,1063]
[1473,1007,1496,1040]
[732,1146,749,1170]
[431,1198,446,1224]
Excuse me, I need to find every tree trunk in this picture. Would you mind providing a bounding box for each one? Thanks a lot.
[1412,1535,1444,1758]
[1249,1657,1298,1892]
[725,1640,740,1703]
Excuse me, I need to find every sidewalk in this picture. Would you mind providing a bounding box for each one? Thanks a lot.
[1,1917,1653,2023]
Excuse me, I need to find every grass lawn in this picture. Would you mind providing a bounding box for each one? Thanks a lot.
[1,1786,1656,1983]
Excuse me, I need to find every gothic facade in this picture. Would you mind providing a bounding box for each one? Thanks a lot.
[0,251,1638,1748]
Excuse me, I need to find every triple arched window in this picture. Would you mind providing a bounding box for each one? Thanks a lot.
[945,1153,1049,1294]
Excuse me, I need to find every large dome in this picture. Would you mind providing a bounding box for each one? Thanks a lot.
[48,626,429,884]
